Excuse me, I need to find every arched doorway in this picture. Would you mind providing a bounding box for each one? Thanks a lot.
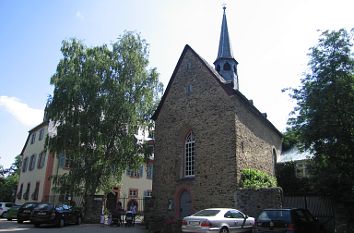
[179,190,192,218]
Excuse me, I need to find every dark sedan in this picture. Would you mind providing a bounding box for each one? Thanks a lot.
[17,202,39,223]
[30,203,82,227]
[253,208,325,233]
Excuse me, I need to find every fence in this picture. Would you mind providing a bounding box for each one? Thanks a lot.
[283,196,335,233]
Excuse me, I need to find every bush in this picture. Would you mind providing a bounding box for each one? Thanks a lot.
[239,168,277,189]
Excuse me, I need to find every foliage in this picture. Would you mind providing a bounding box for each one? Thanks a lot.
[239,168,277,189]
[281,128,300,152]
[276,162,313,195]
[285,28,354,199]
[45,31,163,201]
[0,155,21,201]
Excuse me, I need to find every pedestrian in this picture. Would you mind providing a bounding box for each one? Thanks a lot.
[130,202,137,225]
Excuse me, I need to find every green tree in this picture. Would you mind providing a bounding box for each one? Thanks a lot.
[286,28,354,199]
[46,32,163,205]
[0,155,21,201]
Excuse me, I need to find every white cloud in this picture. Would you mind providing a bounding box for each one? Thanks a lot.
[75,11,85,20]
[0,96,43,127]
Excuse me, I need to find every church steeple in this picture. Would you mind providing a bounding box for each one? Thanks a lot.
[214,6,239,90]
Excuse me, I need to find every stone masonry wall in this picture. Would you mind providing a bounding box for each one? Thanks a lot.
[153,46,282,223]
[235,188,283,217]
[153,48,237,218]
[233,95,282,182]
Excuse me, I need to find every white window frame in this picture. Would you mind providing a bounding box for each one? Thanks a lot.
[184,132,195,177]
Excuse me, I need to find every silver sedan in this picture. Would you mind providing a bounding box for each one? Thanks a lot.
[181,208,255,233]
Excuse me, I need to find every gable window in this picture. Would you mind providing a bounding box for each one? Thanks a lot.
[37,151,46,169]
[185,84,192,95]
[38,128,45,141]
[29,154,37,171]
[30,132,36,144]
[22,157,29,172]
[184,131,195,177]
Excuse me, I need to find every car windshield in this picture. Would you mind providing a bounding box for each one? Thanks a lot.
[35,203,54,210]
[193,209,220,217]
[22,203,37,208]
[258,210,291,223]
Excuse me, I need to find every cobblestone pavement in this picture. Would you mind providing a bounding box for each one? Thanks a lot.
[0,219,148,233]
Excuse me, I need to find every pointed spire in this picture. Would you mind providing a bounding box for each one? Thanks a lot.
[214,6,239,90]
[217,6,233,59]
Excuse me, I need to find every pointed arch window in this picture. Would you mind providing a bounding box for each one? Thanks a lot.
[184,132,195,177]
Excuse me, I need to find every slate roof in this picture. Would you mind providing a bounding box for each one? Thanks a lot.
[216,6,234,60]
[278,146,313,163]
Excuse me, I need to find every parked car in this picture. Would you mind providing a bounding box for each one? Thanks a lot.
[17,202,39,223]
[0,202,14,218]
[181,208,255,233]
[6,204,21,221]
[30,203,82,227]
[253,208,325,233]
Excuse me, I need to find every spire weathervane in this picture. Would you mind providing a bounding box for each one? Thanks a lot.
[214,2,240,90]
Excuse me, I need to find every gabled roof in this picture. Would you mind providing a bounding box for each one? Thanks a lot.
[151,44,282,137]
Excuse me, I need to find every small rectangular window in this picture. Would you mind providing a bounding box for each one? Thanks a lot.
[22,158,29,172]
[23,183,31,200]
[29,154,37,171]
[38,128,45,141]
[146,163,153,179]
[185,84,192,95]
[17,183,23,200]
[30,132,36,144]
[129,189,138,198]
[37,152,46,169]
[32,182,40,200]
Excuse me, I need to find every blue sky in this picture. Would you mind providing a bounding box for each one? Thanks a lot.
[1,0,353,168]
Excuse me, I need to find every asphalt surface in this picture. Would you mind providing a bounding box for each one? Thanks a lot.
[0,219,148,233]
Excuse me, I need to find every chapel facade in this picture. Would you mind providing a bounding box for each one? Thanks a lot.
[151,7,282,219]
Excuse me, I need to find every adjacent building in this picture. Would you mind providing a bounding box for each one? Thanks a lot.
[16,120,153,212]
[278,146,313,178]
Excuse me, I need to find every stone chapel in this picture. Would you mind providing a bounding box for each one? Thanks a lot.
[151,7,282,219]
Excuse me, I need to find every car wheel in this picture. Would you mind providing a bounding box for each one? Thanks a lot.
[76,216,82,225]
[58,218,65,227]
[17,220,23,224]
[34,223,40,227]
[220,227,229,233]
[2,212,7,218]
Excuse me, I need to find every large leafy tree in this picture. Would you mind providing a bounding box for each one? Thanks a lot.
[46,32,163,203]
[286,29,354,199]
[0,155,21,201]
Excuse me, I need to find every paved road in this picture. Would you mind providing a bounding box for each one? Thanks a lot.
[0,219,148,233]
